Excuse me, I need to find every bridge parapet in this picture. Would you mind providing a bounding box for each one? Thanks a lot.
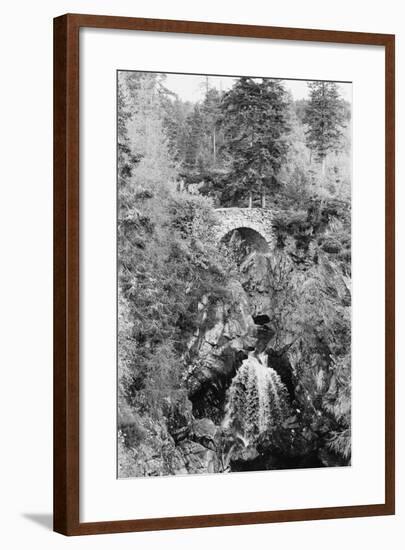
[214,207,275,248]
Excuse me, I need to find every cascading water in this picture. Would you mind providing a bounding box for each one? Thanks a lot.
[222,353,290,446]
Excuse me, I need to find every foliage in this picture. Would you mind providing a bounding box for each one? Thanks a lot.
[265,204,351,461]
[219,78,291,205]
[304,82,346,166]
[181,88,225,171]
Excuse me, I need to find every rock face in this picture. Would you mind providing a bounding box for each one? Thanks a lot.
[178,441,218,474]
[191,418,217,449]
[239,252,273,316]
[118,413,221,477]
[186,281,260,422]
[174,247,290,473]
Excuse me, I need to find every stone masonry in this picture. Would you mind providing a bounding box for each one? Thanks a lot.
[214,207,275,248]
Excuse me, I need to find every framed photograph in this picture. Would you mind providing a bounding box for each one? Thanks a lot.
[53,14,395,535]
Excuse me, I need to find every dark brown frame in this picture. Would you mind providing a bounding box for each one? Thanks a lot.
[54,13,395,536]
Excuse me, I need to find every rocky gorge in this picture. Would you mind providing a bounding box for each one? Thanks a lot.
[118,215,351,477]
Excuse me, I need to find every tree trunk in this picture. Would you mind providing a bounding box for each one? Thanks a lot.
[213,127,216,165]
[248,192,252,209]
[261,193,266,208]
[317,157,326,194]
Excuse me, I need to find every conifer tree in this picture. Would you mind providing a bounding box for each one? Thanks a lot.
[200,87,223,166]
[184,105,204,169]
[304,82,346,174]
[220,77,290,206]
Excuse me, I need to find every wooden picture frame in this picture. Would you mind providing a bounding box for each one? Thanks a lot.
[53,13,395,536]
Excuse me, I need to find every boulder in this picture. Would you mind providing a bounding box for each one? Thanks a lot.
[179,441,218,474]
[191,418,218,450]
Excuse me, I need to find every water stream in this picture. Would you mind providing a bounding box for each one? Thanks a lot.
[222,352,290,446]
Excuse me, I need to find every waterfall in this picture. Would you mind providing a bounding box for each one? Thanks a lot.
[223,353,290,445]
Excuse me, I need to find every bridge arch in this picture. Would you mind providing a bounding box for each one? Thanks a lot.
[221,226,270,254]
[214,207,275,250]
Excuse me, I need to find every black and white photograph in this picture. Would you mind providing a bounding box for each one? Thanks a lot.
[117,70,352,478]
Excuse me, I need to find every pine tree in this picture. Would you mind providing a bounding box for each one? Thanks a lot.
[304,82,346,174]
[182,89,224,173]
[200,87,223,167]
[160,92,194,165]
[220,77,290,206]
[184,105,204,169]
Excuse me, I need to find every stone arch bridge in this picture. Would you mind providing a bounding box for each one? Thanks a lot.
[214,207,275,249]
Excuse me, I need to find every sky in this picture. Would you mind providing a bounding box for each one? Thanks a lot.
[163,73,351,103]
